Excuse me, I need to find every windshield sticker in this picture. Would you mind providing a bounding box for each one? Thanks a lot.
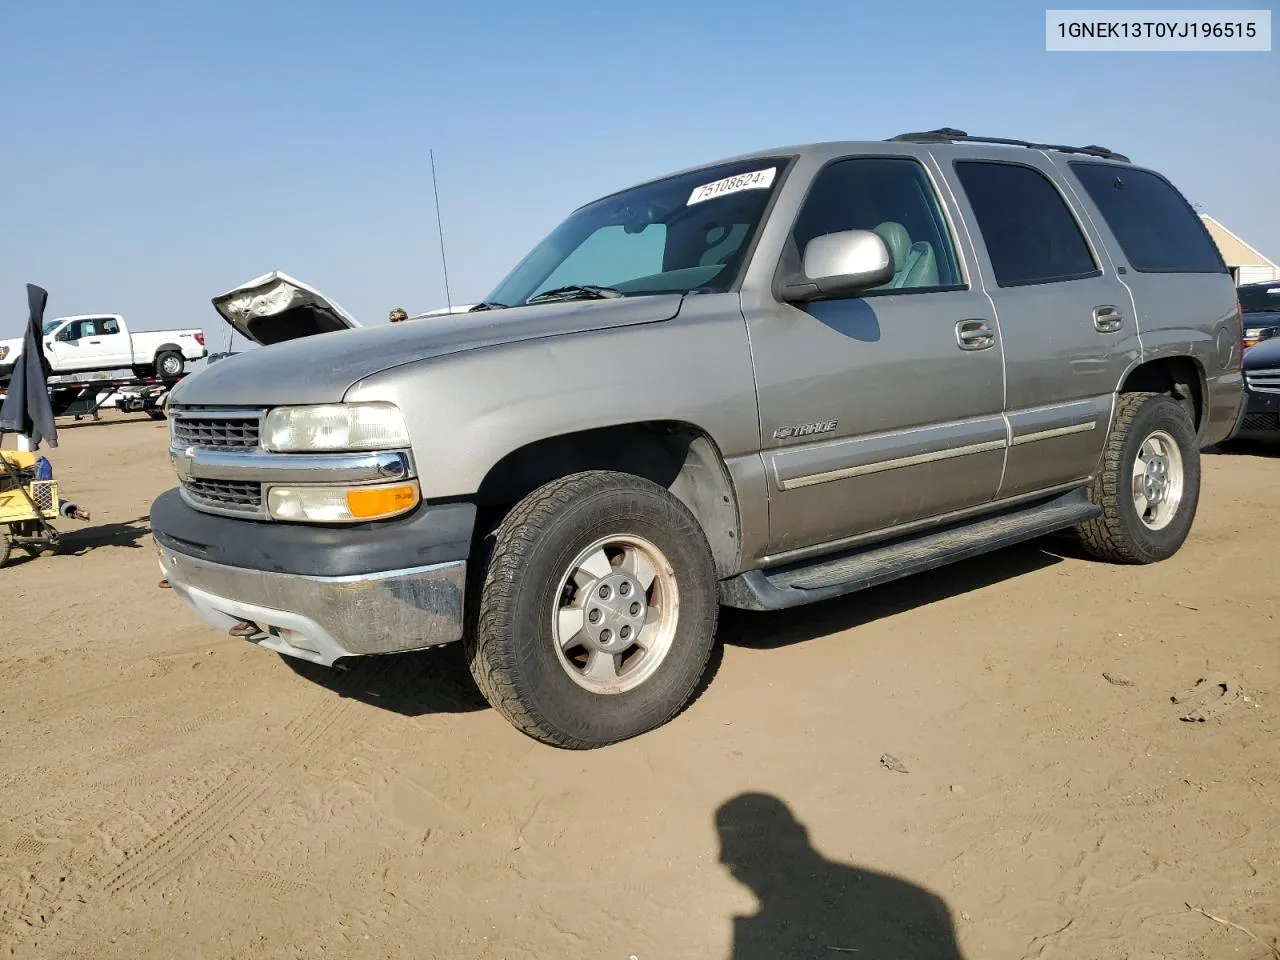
[687,167,777,206]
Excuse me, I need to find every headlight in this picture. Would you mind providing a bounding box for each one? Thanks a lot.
[262,402,410,452]
[267,480,420,523]
[1245,327,1263,344]
[0,346,8,361]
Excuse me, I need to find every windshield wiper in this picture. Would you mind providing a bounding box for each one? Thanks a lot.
[526,284,624,305]
[468,301,509,312]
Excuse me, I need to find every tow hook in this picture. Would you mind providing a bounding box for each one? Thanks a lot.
[228,619,260,638]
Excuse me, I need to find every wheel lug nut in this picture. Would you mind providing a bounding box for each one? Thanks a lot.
[600,629,613,643]
[620,626,632,640]
[598,585,611,600]
[630,602,641,616]
[588,609,601,623]
[619,582,631,597]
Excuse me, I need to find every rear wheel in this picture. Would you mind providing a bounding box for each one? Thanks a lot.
[0,535,11,569]
[155,352,184,379]
[467,470,719,748]
[1076,392,1200,564]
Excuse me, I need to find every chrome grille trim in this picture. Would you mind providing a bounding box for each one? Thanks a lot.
[1245,368,1280,395]
[170,408,265,449]
[181,478,263,515]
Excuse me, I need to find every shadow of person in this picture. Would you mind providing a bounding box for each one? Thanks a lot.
[717,793,964,960]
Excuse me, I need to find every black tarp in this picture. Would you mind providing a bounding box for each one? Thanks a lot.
[0,284,58,449]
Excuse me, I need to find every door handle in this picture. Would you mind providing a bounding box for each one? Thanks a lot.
[1093,305,1123,333]
[955,319,995,351]
[87,340,102,344]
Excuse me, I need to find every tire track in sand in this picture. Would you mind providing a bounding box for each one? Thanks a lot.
[101,661,387,896]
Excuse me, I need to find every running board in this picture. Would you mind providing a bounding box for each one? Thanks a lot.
[719,489,1101,612]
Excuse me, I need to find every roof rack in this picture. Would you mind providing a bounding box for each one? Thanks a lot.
[888,127,1130,163]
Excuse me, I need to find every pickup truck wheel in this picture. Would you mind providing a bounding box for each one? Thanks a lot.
[468,470,718,749]
[156,352,184,378]
[1075,392,1200,564]
[0,535,11,569]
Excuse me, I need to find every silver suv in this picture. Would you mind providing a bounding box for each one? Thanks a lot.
[153,128,1246,748]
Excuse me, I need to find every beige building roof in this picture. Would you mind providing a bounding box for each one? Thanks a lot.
[1200,215,1278,269]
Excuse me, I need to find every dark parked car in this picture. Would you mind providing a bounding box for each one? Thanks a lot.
[1235,336,1280,441]
[1239,280,1280,349]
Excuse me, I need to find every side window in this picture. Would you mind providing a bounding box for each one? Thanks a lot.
[791,157,963,292]
[96,318,120,336]
[954,161,1098,287]
[1069,163,1226,274]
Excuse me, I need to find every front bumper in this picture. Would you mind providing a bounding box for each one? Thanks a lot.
[151,487,476,666]
[1234,386,1280,441]
[158,546,466,666]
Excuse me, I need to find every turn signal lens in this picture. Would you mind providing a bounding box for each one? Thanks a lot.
[346,484,419,520]
[267,481,420,523]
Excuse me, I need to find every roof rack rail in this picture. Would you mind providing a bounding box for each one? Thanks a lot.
[888,127,1130,163]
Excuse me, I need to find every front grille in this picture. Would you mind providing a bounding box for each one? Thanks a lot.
[1241,412,1279,433]
[1245,368,1280,395]
[173,415,261,449]
[182,478,262,512]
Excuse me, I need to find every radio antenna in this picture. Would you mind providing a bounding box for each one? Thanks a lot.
[429,149,453,311]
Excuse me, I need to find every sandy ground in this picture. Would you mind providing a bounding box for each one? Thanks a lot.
[1,412,1277,960]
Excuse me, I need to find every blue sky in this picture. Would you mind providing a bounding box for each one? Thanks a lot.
[1,0,1275,341]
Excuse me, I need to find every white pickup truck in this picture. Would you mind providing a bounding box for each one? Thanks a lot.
[0,314,207,383]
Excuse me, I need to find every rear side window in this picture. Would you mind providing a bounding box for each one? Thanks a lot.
[954,160,1098,287]
[1070,163,1225,274]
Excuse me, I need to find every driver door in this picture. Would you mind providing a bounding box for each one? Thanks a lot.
[744,153,1007,556]
[48,319,99,372]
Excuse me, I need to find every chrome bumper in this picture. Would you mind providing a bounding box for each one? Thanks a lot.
[157,542,466,666]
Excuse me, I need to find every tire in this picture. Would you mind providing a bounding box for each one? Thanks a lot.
[1075,392,1201,564]
[467,470,719,749]
[155,352,184,378]
[0,536,10,570]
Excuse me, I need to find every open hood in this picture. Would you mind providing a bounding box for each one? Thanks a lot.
[211,271,361,346]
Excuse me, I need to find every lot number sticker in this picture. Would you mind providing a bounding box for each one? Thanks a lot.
[687,167,777,205]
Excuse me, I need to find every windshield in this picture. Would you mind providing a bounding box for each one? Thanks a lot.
[1239,283,1280,314]
[486,157,791,307]
[41,320,62,335]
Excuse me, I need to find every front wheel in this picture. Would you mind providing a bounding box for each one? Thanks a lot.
[1076,392,1201,564]
[467,471,719,749]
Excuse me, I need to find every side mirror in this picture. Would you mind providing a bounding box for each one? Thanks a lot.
[778,230,895,303]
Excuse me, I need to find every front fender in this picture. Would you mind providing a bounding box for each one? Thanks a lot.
[344,294,760,502]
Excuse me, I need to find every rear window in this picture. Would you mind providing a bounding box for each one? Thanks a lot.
[1070,163,1226,274]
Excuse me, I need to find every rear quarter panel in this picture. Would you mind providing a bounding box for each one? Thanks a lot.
[131,330,206,363]
[1045,155,1244,447]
